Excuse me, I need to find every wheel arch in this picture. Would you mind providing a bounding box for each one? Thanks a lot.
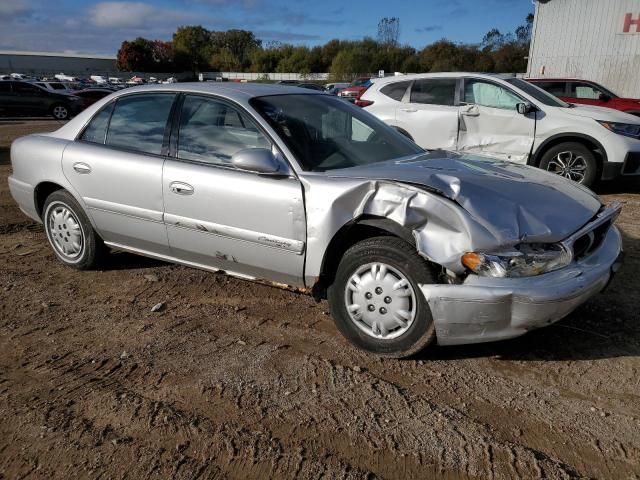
[530,133,607,168]
[312,215,416,300]
[34,181,65,219]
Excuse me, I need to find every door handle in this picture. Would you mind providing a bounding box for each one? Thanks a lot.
[73,162,91,174]
[169,181,194,195]
[400,108,418,112]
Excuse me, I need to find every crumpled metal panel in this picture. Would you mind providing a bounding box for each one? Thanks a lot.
[302,152,603,284]
[419,225,622,345]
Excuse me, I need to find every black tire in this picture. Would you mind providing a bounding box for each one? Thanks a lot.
[43,190,107,269]
[327,236,438,358]
[538,142,598,187]
[50,104,70,120]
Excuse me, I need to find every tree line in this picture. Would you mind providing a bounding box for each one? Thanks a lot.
[116,14,533,79]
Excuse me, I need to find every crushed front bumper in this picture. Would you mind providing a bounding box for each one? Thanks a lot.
[420,225,623,346]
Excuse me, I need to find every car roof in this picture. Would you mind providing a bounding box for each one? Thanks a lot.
[371,72,515,86]
[526,78,591,82]
[107,82,324,100]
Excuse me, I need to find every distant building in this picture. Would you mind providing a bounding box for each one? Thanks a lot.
[527,0,640,97]
[0,50,116,77]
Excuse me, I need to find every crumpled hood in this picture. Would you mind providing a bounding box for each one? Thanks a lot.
[328,151,602,244]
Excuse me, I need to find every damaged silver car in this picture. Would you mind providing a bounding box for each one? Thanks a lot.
[8,83,624,357]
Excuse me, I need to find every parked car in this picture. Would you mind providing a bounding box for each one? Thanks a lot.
[0,80,83,119]
[90,75,108,84]
[338,77,374,102]
[325,82,350,95]
[33,81,76,93]
[295,83,326,91]
[527,78,640,116]
[361,73,640,187]
[72,88,116,109]
[8,83,623,357]
[54,73,77,82]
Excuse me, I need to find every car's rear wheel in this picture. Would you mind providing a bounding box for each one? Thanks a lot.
[328,236,437,358]
[43,190,107,269]
[51,104,69,120]
[539,142,598,187]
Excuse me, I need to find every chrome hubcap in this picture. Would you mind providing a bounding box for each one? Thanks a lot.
[47,204,83,259]
[547,151,587,183]
[53,106,67,119]
[344,262,416,339]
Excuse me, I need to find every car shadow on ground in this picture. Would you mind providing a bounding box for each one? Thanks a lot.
[102,250,168,271]
[0,146,8,165]
[416,228,639,362]
[595,177,640,194]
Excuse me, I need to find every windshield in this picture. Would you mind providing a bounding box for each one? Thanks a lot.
[351,78,371,87]
[590,82,618,98]
[505,78,570,107]
[251,94,423,171]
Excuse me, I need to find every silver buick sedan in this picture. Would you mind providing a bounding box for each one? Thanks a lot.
[8,83,623,357]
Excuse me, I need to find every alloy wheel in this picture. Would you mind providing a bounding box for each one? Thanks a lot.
[546,150,588,183]
[53,106,68,120]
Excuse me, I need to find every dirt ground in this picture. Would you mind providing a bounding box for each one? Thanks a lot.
[1,119,639,480]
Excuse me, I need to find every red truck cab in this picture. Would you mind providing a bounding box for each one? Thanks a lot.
[337,77,373,102]
[527,78,640,116]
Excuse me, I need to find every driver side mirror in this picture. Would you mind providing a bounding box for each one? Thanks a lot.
[231,148,282,175]
[516,102,535,115]
[598,93,611,102]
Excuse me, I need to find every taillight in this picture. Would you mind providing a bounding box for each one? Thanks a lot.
[355,99,374,107]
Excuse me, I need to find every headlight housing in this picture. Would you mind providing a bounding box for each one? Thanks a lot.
[461,243,572,278]
[597,120,640,139]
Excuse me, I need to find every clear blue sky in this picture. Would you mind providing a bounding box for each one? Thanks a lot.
[0,0,533,55]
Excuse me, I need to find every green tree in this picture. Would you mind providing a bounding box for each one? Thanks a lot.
[172,25,212,72]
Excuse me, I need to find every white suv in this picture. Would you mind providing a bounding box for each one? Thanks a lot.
[361,73,640,187]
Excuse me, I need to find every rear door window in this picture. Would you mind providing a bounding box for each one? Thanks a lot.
[380,81,411,101]
[13,82,42,95]
[534,81,567,97]
[177,95,270,166]
[410,79,457,106]
[105,94,176,155]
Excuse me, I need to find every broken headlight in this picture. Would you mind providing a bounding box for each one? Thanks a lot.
[461,243,572,278]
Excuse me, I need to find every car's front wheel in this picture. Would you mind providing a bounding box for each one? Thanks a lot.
[328,236,437,358]
[539,142,598,187]
[43,190,107,269]
[50,104,70,120]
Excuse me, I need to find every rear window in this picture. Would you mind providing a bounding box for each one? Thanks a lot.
[410,79,457,106]
[80,102,114,144]
[380,81,411,101]
[105,94,175,155]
